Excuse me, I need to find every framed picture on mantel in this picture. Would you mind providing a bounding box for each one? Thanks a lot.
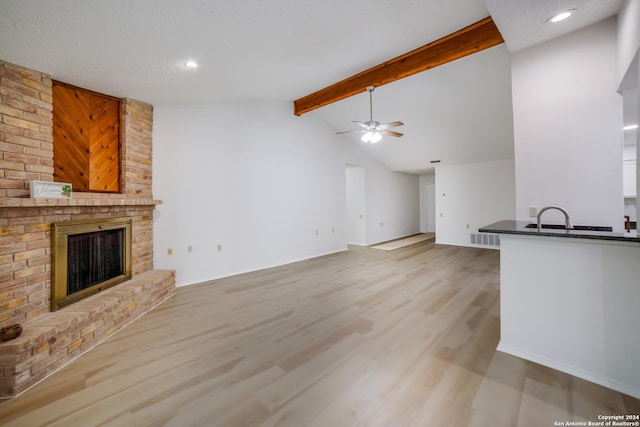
[30,180,72,199]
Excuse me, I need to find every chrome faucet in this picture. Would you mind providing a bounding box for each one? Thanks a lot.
[537,206,573,231]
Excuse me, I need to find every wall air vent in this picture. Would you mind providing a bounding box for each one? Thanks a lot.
[470,233,500,248]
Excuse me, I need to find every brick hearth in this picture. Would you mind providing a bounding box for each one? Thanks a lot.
[0,60,176,397]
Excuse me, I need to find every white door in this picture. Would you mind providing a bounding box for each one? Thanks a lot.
[426,184,436,232]
[346,165,366,245]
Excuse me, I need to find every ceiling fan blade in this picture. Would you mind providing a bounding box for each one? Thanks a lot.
[378,121,404,129]
[336,129,366,135]
[380,130,403,137]
[353,121,369,129]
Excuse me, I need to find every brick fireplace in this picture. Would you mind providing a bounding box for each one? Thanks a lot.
[0,60,176,397]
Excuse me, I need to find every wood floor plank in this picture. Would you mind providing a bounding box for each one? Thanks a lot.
[162,366,283,427]
[257,355,377,427]
[517,378,572,427]
[255,332,366,411]
[471,351,527,426]
[0,241,638,426]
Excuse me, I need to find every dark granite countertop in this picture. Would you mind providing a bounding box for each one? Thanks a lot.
[479,220,640,243]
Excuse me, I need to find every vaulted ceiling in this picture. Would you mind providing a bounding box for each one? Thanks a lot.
[0,0,624,174]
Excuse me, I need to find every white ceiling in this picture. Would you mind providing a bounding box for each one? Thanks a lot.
[485,0,623,52]
[0,0,625,174]
[309,44,515,174]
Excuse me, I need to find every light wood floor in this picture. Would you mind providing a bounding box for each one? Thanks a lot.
[1,242,638,426]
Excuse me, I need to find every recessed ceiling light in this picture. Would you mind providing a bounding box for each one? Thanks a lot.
[547,9,576,23]
[623,124,639,131]
[185,60,198,69]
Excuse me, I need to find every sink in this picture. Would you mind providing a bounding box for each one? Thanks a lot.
[525,223,612,232]
[525,223,565,230]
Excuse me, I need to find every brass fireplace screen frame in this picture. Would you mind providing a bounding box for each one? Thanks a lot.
[51,217,132,311]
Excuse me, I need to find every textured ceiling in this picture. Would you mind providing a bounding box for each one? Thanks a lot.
[484,0,623,52]
[0,0,490,105]
[0,0,626,174]
[310,44,515,174]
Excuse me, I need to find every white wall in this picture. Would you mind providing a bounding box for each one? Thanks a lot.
[434,159,516,247]
[152,101,347,286]
[339,142,420,245]
[361,169,418,245]
[618,0,640,84]
[512,18,624,230]
[153,101,420,286]
[637,60,640,223]
[618,2,640,224]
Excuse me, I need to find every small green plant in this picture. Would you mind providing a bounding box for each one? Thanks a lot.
[61,185,72,197]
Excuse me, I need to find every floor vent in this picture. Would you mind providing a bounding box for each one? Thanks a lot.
[470,233,500,247]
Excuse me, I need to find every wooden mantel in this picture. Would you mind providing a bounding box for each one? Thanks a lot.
[0,196,162,208]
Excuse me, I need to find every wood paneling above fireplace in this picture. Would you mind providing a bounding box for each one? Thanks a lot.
[52,80,120,192]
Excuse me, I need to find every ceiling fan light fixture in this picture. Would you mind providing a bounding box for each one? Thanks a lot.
[338,86,404,142]
[361,131,382,143]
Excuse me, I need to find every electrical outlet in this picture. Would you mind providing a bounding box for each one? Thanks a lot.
[529,206,538,217]
[217,244,222,251]
[315,229,319,236]
[332,227,335,233]
[187,245,192,253]
[167,248,173,255]
[466,224,470,229]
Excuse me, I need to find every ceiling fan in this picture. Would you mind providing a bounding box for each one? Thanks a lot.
[336,86,404,143]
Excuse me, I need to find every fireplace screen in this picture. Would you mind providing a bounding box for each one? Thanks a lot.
[67,228,125,293]
[51,218,132,311]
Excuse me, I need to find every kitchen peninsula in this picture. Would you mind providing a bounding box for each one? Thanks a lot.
[480,220,640,399]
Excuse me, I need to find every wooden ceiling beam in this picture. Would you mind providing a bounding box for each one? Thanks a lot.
[293,17,504,116]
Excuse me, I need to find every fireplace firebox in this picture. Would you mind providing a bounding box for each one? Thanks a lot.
[51,218,132,311]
